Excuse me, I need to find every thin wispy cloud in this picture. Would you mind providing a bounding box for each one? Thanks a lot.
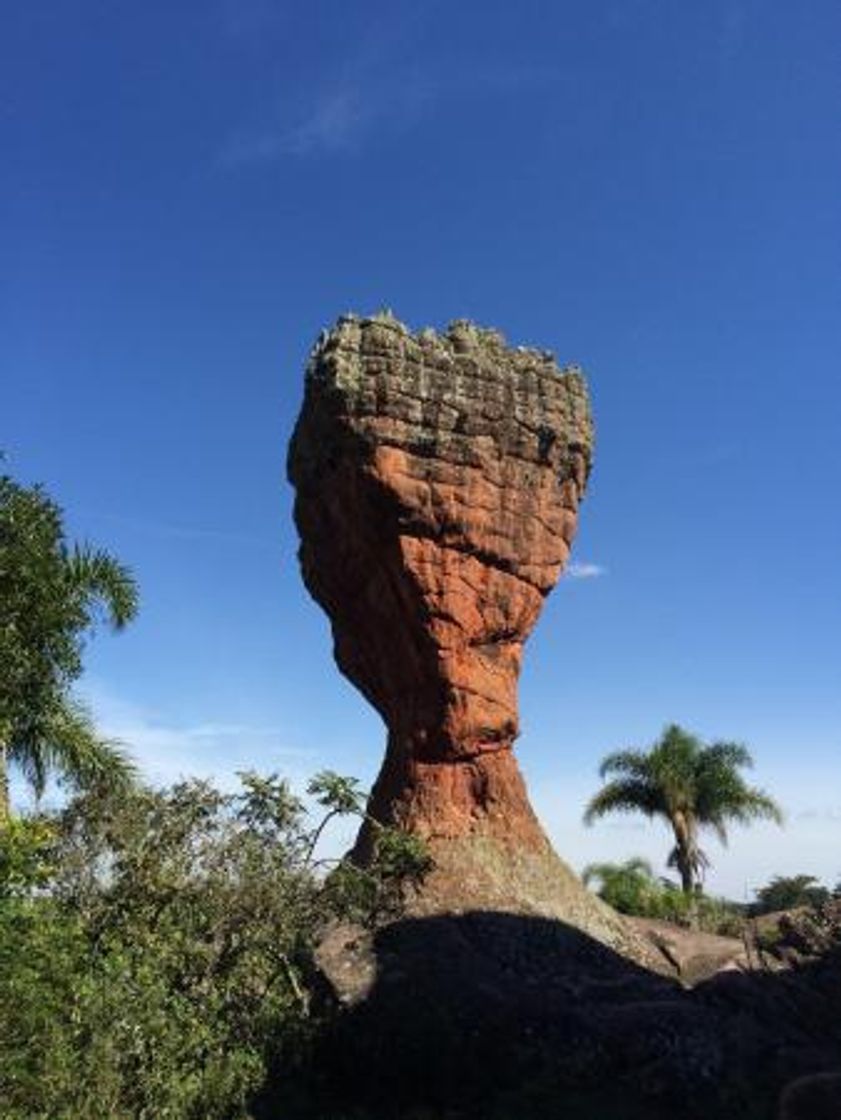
[81,684,366,861]
[219,0,561,168]
[223,63,560,165]
[219,3,431,165]
[565,562,607,580]
[223,89,367,164]
[82,684,313,790]
[79,510,279,549]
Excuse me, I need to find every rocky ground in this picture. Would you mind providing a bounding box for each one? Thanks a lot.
[627,916,753,984]
[251,907,841,1120]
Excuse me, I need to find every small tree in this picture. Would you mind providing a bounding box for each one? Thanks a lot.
[582,857,659,915]
[0,465,138,819]
[752,874,830,915]
[584,724,783,895]
[0,770,432,1118]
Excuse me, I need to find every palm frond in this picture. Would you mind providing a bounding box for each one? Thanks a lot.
[583,778,662,825]
[717,787,784,828]
[10,698,136,799]
[53,702,136,794]
[67,545,139,629]
[695,759,784,829]
[597,749,651,781]
[667,844,709,873]
[648,725,701,792]
[704,740,754,771]
[706,815,730,847]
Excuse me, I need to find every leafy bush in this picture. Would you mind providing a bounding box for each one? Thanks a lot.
[582,858,660,916]
[750,874,831,916]
[762,898,841,961]
[0,771,431,1119]
[583,857,745,936]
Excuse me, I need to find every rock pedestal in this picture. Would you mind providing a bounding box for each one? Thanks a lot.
[288,313,638,953]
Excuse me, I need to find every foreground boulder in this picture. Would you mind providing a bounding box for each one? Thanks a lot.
[259,910,841,1120]
[288,312,644,957]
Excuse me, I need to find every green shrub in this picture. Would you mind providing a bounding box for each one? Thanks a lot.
[583,857,745,936]
[0,772,430,1119]
[750,874,831,916]
[582,858,660,916]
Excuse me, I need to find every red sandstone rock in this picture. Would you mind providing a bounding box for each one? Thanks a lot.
[288,313,646,955]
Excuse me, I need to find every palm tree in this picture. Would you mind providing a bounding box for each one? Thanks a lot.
[583,723,783,895]
[0,698,136,823]
[65,544,139,629]
[0,475,140,822]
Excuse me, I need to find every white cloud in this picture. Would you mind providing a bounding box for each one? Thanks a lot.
[80,684,314,791]
[223,90,367,164]
[219,6,563,169]
[8,683,362,862]
[565,562,606,580]
[80,510,279,548]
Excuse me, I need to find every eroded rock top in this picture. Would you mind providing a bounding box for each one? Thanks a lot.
[290,312,593,592]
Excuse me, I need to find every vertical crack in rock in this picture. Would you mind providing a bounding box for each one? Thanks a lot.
[288,313,648,957]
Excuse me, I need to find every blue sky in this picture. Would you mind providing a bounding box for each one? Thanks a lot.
[3,1,840,898]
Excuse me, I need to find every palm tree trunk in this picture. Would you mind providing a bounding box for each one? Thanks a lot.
[672,812,696,896]
[677,857,694,895]
[0,743,10,827]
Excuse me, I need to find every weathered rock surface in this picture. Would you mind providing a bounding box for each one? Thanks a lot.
[293,912,841,1120]
[628,916,754,985]
[288,312,647,958]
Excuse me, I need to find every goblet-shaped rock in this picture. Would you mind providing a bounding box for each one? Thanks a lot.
[289,314,638,952]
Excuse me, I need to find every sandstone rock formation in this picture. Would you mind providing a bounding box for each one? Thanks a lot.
[288,312,639,953]
[284,314,841,1120]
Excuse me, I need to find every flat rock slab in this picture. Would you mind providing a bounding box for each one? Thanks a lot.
[628,916,753,984]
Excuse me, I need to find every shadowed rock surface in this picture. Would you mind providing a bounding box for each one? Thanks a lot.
[255,911,841,1120]
[288,312,648,958]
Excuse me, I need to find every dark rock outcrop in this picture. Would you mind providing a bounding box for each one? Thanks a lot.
[288,312,646,956]
[263,911,841,1120]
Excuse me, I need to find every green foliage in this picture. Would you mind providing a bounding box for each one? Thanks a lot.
[582,857,659,916]
[0,771,432,1119]
[755,898,841,962]
[0,466,138,815]
[583,856,745,936]
[326,825,435,928]
[307,770,366,816]
[751,873,831,915]
[0,816,56,899]
[584,724,783,894]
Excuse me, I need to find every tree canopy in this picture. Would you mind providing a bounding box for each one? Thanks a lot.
[752,874,831,916]
[584,723,783,894]
[0,465,138,818]
[0,770,432,1118]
